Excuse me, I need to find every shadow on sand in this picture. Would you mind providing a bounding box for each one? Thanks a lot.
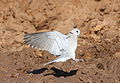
[27,67,78,77]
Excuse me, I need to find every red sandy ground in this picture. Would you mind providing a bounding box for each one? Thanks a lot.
[0,0,120,83]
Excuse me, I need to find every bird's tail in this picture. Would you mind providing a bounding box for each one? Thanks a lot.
[43,56,62,66]
[43,55,68,66]
[43,60,55,66]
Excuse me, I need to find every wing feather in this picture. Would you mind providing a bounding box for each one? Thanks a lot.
[24,31,68,55]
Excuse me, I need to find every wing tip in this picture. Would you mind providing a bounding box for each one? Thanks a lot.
[24,34,31,39]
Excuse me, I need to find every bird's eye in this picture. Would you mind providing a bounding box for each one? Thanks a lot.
[76,31,78,33]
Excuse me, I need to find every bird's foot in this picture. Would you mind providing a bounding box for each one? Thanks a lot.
[74,59,84,62]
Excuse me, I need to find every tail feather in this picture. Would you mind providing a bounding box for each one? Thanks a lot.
[43,56,68,66]
[43,60,55,66]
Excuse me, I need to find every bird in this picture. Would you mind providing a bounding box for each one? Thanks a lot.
[24,28,83,65]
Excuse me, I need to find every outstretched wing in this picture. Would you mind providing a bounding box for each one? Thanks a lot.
[24,31,68,55]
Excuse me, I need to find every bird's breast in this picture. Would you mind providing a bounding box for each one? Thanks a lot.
[67,36,77,52]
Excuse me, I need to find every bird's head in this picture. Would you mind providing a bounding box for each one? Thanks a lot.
[69,29,80,36]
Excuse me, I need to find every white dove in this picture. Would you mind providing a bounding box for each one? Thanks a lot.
[24,28,83,65]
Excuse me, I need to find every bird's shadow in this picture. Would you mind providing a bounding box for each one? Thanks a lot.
[27,68,48,74]
[27,67,78,77]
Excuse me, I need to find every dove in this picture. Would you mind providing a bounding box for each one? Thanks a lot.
[24,28,83,65]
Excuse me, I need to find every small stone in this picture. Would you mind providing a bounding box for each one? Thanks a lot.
[96,63,104,70]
